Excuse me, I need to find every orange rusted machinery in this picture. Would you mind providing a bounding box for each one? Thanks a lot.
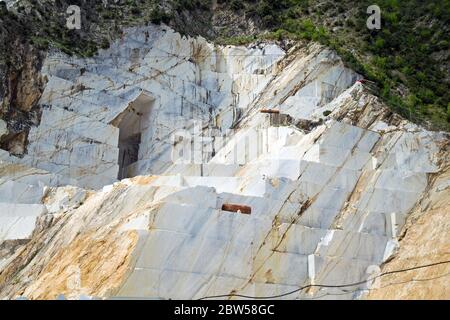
[221,203,252,215]
[260,109,280,114]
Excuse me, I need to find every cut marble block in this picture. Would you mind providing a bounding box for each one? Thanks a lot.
[29,107,119,146]
[275,196,340,230]
[187,175,241,191]
[341,210,407,238]
[117,268,215,300]
[69,143,119,167]
[314,229,388,263]
[374,169,427,192]
[208,210,272,243]
[262,159,303,180]
[72,163,119,189]
[376,131,443,173]
[282,180,324,203]
[132,230,246,278]
[0,203,47,240]
[311,186,351,211]
[304,144,374,170]
[164,236,236,274]
[274,144,306,160]
[146,203,218,236]
[23,106,120,189]
[298,161,361,191]
[0,180,45,204]
[312,255,372,290]
[355,187,421,214]
[44,186,87,214]
[319,121,380,152]
[393,150,440,173]
[27,141,118,172]
[163,163,242,177]
[39,76,75,100]
[0,158,75,187]
[44,89,131,124]
[158,186,219,207]
[297,204,344,229]
[157,176,241,194]
[274,224,328,255]
[75,72,119,91]
[253,251,310,286]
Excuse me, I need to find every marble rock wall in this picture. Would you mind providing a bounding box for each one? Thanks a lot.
[0,25,448,300]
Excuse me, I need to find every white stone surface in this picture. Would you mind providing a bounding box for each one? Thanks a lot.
[0,25,448,301]
[0,119,7,138]
[0,203,47,240]
[44,186,87,214]
[0,180,45,204]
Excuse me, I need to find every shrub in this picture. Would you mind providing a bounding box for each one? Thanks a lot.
[230,0,244,11]
[100,38,110,50]
[447,103,450,122]
[149,8,171,25]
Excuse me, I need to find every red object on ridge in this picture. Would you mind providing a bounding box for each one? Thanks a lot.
[221,204,252,215]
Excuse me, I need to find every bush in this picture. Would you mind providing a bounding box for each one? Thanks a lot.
[374,38,385,51]
[447,103,450,122]
[149,8,171,25]
[131,7,141,15]
[230,0,244,11]
[100,38,110,50]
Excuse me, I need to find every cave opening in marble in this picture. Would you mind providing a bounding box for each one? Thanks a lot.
[112,93,154,179]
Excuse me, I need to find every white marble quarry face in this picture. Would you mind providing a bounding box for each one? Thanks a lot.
[0,25,448,300]
[0,203,47,240]
[0,180,45,204]
[0,119,7,138]
[16,25,286,189]
[8,25,364,191]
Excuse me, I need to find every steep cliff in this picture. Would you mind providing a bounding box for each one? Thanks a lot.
[0,25,448,299]
[367,165,450,299]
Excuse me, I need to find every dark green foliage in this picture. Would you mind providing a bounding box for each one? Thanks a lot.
[448,103,450,122]
[217,0,450,131]
[1,0,448,130]
[100,38,110,50]
[149,7,171,25]
[173,0,211,11]
[230,0,245,11]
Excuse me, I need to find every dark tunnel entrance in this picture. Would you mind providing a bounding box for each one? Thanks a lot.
[118,132,141,180]
[111,93,154,180]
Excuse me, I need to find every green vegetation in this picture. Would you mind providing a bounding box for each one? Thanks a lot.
[447,103,450,122]
[1,0,449,130]
[149,7,172,25]
[6,1,177,57]
[220,0,450,131]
